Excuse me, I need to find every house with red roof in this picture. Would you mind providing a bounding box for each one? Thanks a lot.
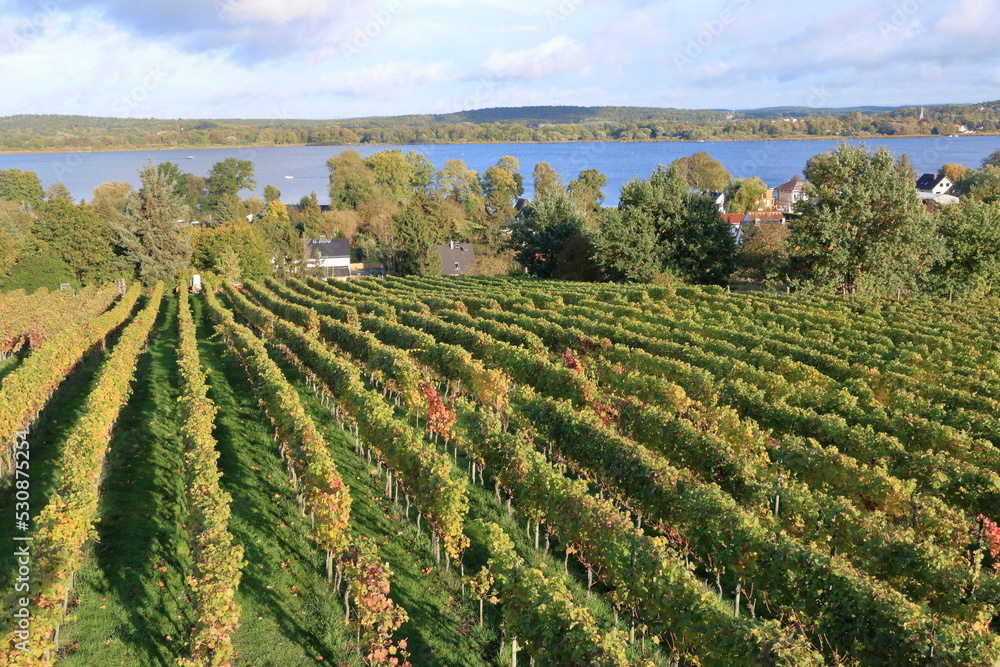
[728,211,787,244]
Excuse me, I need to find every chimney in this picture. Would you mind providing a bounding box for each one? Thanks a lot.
[449,240,455,250]
[319,235,328,243]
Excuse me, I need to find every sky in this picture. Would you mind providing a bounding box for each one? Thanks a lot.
[2,0,1000,119]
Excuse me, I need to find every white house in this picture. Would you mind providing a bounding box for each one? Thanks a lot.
[915,174,960,209]
[722,213,745,243]
[708,191,726,213]
[306,236,351,278]
[916,173,954,195]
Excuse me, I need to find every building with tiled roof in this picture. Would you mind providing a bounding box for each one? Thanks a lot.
[774,176,807,212]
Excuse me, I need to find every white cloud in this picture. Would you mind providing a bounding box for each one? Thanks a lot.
[221,0,343,25]
[2,0,1000,119]
[699,61,732,79]
[316,60,452,97]
[488,24,540,33]
[473,35,588,81]
[935,0,998,34]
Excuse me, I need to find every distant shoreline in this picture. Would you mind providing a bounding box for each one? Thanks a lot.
[1,133,995,156]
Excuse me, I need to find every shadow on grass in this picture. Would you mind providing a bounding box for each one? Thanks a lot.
[213,288,490,665]
[191,294,356,666]
[0,344,27,385]
[243,282,677,665]
[274,344,495,667]
[0,346,111,596]
[56,295,191,665]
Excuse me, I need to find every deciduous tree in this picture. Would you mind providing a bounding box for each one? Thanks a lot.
[0,200,34,253]
[958,164,1000,204]
[329,150,378,210]
[206,158,256,211]
[511,193,585,278]
[895,153,917,182]
[356,193,399,250]
[437,158,484,224]
[482,157,523,219]
[734,222,791,286]
[788,144,943,295]
[264,200,290,222]
[91,181,133,223]
[983,148,1000,169]
[724,177,768,214]
[567,168,607,219]
[593,208,659,283]
[256,219,304,275]
[609,164,736,284]
[405,151,435,195]
[294,192,322,239]
[479,157,525,269]
[215,246,243,284]
[191,222,271,282]
[0,168,45,210]
[938,163,968,183]
[2,245,74,292]
[183,173,208,215]
[531,162,564,202]
[437,159,482,204]
[0,225,19,283]
[45,182,73,203]
[319,209,360,240]
[365,149,416,203]
[263,184,282,204]
[245,196,264,217]
[33,200,118,286]
[927,198,1000,298]
[211,194,248,226]
[671,151,731,193]
[672,194,739,284]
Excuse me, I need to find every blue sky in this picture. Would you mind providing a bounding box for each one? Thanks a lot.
[2,0,999,119]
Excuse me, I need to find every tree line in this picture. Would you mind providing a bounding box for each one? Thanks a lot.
[0,158,307,291]
[508,145,1000,298]
[2,101,999,152]
[2,143,1000,299]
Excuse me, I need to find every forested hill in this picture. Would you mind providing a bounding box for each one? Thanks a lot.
[2,101,999,151]
[333,106,734,126]
[736,106,900,119]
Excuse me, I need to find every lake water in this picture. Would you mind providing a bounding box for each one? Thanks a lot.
[2,136,998,206]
